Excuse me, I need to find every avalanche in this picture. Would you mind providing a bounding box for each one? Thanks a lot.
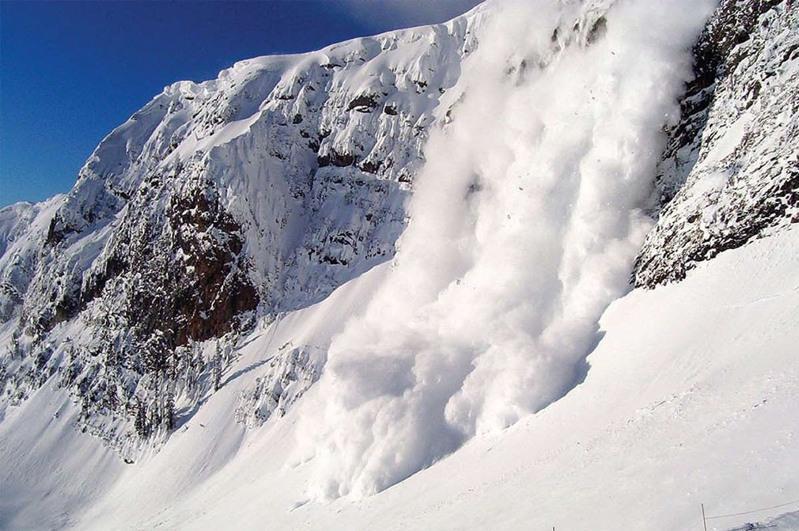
[297,0,714,499]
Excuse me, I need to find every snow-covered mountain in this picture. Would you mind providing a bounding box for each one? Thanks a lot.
[1,0,797,529]
[0,8,482,454]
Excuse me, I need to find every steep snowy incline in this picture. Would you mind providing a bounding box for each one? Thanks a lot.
[0,260,391,529]
[37,216,799,531]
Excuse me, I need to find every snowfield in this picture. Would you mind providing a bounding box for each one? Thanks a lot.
[2,225,797,530]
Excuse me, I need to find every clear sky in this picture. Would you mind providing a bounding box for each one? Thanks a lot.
[0,0,482,207]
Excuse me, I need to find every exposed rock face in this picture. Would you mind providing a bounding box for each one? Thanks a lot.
[634,0,798,287]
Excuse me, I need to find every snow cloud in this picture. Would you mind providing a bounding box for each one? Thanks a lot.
[298,0,715,500]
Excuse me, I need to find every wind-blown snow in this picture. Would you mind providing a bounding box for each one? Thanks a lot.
[298,0,715,499]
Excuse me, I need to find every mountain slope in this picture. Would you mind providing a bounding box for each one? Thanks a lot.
[1,0,798,528]
[3,212,797,530]
[0,7,484,453]
[94,224,798,531]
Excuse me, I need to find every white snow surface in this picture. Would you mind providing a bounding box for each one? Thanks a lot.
[2,219,798,531]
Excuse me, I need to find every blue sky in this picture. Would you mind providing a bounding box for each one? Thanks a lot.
[0,0,482,207]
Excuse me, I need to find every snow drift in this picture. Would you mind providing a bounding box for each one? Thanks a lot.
[299,0,715,499]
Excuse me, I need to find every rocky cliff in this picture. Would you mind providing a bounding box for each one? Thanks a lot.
[634,0,798,286]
